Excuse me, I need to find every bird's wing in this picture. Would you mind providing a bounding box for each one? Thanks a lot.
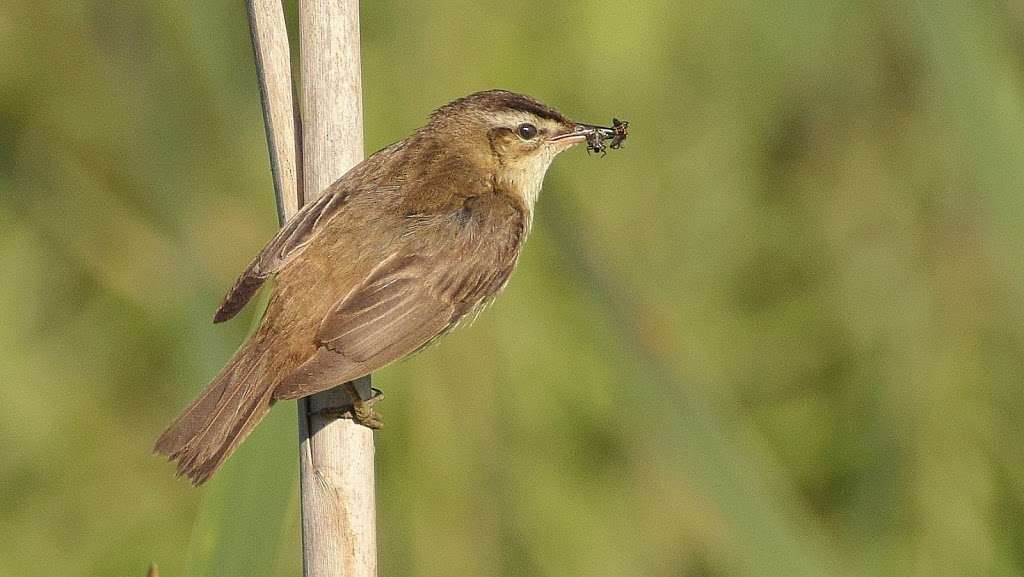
[272,251,512,400]
[213,187,354,323]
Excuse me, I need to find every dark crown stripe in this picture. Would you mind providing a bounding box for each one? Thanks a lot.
[431,90,569,124]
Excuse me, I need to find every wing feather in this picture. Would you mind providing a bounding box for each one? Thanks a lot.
[212,189,348,323]
[272,254,460,400]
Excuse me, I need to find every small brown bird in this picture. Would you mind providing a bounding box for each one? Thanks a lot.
[155,90,627,484]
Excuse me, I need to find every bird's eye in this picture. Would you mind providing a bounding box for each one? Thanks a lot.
[516,123,538,140]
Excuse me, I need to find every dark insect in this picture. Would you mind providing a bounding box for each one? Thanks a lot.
[586,130,607,156]
[609,118,629,149]
[584,118,629,156]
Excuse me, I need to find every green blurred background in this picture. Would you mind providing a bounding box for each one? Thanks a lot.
[3,1,1024,576]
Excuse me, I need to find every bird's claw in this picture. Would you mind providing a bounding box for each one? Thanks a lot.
[314,387,385,429]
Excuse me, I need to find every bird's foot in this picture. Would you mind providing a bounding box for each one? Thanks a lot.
[352,397,385,430]
[314,386,385,430]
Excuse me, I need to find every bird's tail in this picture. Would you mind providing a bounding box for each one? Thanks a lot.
[154,340,278,485]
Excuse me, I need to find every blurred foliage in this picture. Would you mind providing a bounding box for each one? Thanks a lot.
[2,1,1024,576]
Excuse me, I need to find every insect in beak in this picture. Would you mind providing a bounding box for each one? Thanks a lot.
[555,119,630,156]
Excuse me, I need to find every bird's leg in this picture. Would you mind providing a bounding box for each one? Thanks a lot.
[349,382,385,430]
[313,375,385,429]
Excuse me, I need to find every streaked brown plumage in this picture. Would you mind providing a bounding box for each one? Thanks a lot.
[155,90,622,484]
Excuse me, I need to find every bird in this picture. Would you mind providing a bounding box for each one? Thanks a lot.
[155,90,626,485]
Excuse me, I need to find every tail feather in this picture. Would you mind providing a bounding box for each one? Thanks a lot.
[155,346,277,485]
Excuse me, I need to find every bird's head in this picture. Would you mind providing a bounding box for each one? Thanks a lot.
[424,90,613,209]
